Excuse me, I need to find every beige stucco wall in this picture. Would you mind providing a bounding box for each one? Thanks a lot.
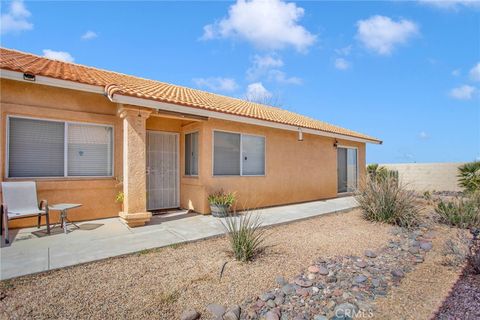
[0,79,123,228]
[1,78,367,226]
[188,118,366,213]
[380,162,464,192]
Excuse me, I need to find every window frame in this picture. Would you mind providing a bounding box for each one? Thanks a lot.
[212,129,266,177]
[6,115,115,179]
[336,145,359,193]
[184,131,199,177]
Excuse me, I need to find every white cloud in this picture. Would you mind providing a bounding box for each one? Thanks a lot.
[335,45,352,56]
[81,30,98,40]
[193,77,238,92]
[356,15,419,55]
[246,54,301,84]
[267,70,302,84]
[449,85,476,100]
[42,49,75,62]
[201,0,316,52]
[245,82,272,101]
[334,58,350,70]
[452,69,461,76]
[418,131,429,139]
[469,62,480,81]
[0,0,33,35]
[419,0,480,10]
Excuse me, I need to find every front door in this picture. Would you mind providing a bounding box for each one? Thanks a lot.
[337,147,358,193]
[146,131,179,210]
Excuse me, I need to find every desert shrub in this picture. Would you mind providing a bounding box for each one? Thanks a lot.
[222,211,267,262]
[435,192,480,229]
[458,161,480,193]
[367,163,398,185]
[208,190,236,206]
[355,174,420,228]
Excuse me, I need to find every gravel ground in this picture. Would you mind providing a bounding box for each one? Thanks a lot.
[371,224,467,320]
[435,257,480,320]
[0,209,392,320]
[0,208,467,320]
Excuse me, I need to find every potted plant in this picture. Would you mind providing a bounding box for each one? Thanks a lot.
[208,190,236,217]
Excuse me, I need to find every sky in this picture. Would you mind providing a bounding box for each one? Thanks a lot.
[0,0,479,164]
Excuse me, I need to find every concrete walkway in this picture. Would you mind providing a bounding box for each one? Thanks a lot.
[0,196,357,280]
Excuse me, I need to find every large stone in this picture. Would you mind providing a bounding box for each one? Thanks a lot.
[364,250,377,258]
[354,275,367,283]
[260,292,275,301]
[294,278,313,287]
[265,311,280,320]
[223,305,240,320]
[318,266,329,275]
[391,269,405,278]
[181,309,200,320]
[282,284,296,295]
[420,241,433,251]
[207,304,226,319]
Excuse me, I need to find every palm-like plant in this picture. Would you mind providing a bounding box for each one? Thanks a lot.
[458,161,480,193]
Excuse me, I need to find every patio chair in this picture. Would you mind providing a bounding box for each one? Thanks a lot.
[1,181,50,244]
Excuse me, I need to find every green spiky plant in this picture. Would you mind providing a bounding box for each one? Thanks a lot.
[458,161,480,194]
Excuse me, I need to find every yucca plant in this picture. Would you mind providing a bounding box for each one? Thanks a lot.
[221,211,267,262]
[355,174,420,228]
[458,161,480,193]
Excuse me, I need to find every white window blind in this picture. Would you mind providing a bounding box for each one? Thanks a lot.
[8,117,113,178]
[242,135,265,175]
[68,123,113,176]
[213,131,240,175]
[8,117,65,177]
[185,132,199,176]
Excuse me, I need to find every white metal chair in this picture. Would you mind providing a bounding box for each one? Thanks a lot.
[1,181,50,244]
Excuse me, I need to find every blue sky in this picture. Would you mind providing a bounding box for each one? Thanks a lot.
[1,0,479,163]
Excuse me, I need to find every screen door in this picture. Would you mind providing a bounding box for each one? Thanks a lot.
[146,131,179,210]
[337,147,358,193]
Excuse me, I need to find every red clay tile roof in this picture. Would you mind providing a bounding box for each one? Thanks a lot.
[0,47,381,143]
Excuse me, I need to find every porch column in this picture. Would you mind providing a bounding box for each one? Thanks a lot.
[118,105,152,227]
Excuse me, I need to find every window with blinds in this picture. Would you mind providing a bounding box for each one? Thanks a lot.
[7,117,113,178]
[213,131,265,176]
[185,132,199,176]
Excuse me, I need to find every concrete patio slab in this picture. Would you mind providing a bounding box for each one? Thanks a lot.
[0,196,357,280]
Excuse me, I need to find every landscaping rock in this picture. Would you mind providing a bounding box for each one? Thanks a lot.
[295,278,313,287]
[282,284,296,295]
[420,241,432,251]
[318,266,329,275]
[265,310,280,320]
[391,269,405,278]
[223,305,240,320]
[364,250,377,258]
[313,316,328,320]
[307,273,316,280]
[267,299,276,308]
[276,276,287,286]
[354,275,367,283]
[355,260,367,268]
[207,304,226,319]
[408,247,420,254]
[260,292,275,301]
[180,309,200,320]
[308,265,320,273]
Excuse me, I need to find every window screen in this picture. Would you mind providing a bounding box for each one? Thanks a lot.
[67,123,113,176]
[185,132,199,176]
[8,117,65,177]
[242,135,265,175]
[213,131,240,175]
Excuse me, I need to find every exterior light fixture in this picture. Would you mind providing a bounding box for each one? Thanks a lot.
[23,73,35,81]
[298,128,303,141]
[333,139,338,148]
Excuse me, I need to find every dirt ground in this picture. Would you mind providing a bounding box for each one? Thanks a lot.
[0,208,466,320]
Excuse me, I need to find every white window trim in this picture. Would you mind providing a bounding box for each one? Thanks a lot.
[212,129,266,177]
[337,145,359,194]
[184,131,199,177]
[6,115,115,179]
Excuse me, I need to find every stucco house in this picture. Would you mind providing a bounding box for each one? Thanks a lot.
[0,48,381,228]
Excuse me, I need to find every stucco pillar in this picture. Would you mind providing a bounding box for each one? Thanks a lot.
[118,105,152,227]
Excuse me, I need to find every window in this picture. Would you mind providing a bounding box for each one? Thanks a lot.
[337,147,357,193]
[185,132,198,176]
[213,131,265,176]
[7,116,113,178]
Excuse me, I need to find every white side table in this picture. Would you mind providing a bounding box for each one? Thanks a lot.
[48,204,82,234]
